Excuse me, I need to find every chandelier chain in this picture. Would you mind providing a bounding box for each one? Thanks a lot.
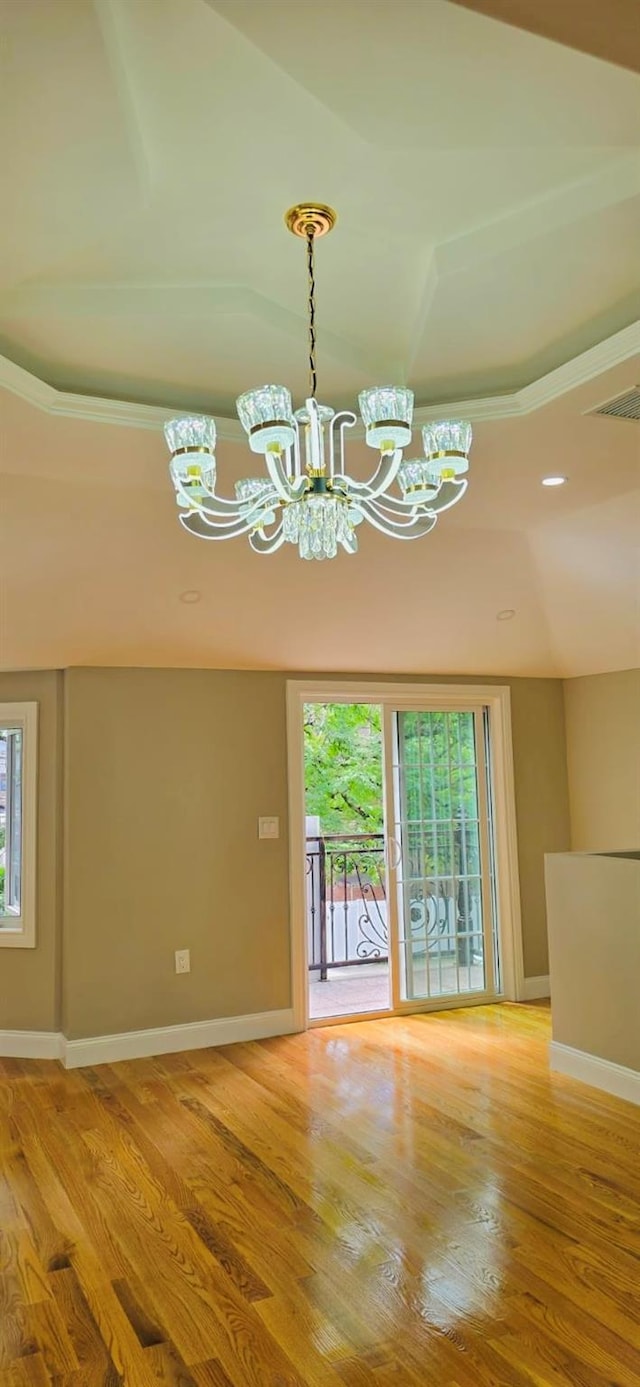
[306,228,317,399]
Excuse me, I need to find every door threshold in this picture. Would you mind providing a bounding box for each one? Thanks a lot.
[308,992,503,1028]
[397,991,501,1016]
[309,1008,394,1027]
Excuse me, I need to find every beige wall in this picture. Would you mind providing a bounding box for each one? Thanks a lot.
[563,670,640,851]
[62,670,292,1039]
[0,670,62,1031]
[508,675,571,976]
[546,851,640,1071]
[0,666,570,1037]
[61,669,570,1038]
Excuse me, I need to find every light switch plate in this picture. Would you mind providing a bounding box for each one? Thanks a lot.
[258,816,280,839]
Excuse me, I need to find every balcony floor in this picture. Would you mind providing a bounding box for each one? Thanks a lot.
[309,963,390,1019]
[309,958,486,1020]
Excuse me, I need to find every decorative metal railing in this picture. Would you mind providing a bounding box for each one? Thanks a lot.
[306,832,480,980]
[306,833,387,980]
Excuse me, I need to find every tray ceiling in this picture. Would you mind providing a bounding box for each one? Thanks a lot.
[1,0,638,679]
[0,0,639,416]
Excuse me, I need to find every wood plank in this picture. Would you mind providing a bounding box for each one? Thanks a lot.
[143,1342,201,1385]
[1,1004,639,1386]
[190,1361,237,1387]
[26,1294,79,1378]
[49,1264,121,1386]
[0,1355,53,1387]
[182,1208,272,1304]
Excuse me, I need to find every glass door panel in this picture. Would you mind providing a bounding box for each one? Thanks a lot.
[389,708,497,1005]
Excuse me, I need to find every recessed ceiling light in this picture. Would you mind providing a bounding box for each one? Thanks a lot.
[497,609,516,621]
[179,589,201,604]
[542,476,567,487]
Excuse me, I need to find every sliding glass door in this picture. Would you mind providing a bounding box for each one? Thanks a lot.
[289,682,516,1028]
[385,706,499,1008]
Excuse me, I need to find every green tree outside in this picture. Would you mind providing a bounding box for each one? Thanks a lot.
[303,702,383,835]
[303,703,481,879]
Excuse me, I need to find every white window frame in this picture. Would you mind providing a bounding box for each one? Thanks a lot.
[0,702,38,949]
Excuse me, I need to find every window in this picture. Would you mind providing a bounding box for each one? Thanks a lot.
[0,703,37,948]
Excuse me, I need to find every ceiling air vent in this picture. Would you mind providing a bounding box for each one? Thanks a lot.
[588,387,640,422]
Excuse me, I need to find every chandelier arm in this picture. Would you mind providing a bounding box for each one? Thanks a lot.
[197,473,248,506]
[425,478,468,513]
[170,467,235,511]
[249,521,286,555]
[290,477,310,500]
[170,471,272,518]
[179,511,260,540]
[174,491,246,523]
[290,424,302,480]
[329,410,357,478]
[349,489,423,516]
[195,506,276,531]
[263,448,305,503]
[348,480,467,517]
[345,449,403,501]
[174,484,281,526]
[358,498,438,539]
[364,495,432,526]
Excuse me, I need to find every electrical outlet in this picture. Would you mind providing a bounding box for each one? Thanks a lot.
[259,815,280,839]
[175,948,191,974]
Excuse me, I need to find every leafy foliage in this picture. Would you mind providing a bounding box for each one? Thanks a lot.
[303,703,482,879]
[304,703,383,834]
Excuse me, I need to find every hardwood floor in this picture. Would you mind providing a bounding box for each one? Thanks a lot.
[1,1003,639,1386]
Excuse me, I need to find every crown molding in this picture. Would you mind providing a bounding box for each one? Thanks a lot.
[1,321,638,438]
[416,321,640,423]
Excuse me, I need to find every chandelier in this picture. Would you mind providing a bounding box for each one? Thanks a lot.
[163,204,471,561]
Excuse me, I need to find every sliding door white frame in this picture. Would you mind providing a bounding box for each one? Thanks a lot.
[384,703,499,1013]
[286,680,524,1032]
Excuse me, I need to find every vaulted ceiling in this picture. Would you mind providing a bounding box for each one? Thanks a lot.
[1,0,638,678]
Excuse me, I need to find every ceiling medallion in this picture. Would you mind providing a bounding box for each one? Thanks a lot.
[163,205,471,561]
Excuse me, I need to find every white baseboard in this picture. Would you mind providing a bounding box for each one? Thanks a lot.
[0,1009,296,1069]
[63,1008,296,1069]
[0,1030,64,1060]
[550,1041,640,1107]
[522,974,551,1000]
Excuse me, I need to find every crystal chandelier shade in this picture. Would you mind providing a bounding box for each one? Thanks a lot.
[236,386,297,455]
[163,204,472,560]
[164,415,217,455]
[422,419,473,475]
[358,386,414,451]
[397,460,442,503]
